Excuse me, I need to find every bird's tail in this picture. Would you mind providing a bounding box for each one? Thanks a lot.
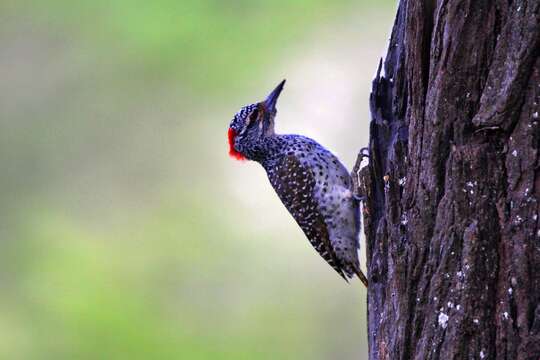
[354,268,369,288]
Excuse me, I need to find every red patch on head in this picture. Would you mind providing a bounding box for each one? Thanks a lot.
[228,128,246,161]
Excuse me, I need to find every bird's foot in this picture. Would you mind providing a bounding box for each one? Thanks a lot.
[352,147,370,203]
[359,147,370,160]
[356,147,370,181]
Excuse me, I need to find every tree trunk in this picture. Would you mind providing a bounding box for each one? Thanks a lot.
[353,1,540,359]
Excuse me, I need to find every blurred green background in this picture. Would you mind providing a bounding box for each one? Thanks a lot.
[0,1,394,359]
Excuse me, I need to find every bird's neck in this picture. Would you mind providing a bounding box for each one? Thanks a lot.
[240,135,285,163]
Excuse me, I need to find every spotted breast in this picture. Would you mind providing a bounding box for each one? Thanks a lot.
[262,135,363,282]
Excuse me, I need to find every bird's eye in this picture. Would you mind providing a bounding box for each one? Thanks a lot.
[249,108,259,122]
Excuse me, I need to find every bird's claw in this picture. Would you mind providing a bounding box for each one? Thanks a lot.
[358,147,370,160]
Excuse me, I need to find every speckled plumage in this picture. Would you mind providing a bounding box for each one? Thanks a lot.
[228,80,367,286]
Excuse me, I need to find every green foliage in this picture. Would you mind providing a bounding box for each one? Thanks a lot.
[2,199,364,359]
[0,0,393,358]
[4,0,357,92]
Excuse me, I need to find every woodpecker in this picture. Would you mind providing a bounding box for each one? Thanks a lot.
[228,80,368,287]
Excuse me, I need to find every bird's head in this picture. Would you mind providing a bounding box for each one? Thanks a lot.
[228,80,285,160]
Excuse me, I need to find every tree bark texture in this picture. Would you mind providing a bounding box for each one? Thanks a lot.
[353,1,540,359]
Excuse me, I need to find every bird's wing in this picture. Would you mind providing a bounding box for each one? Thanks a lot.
[267,155,349,280]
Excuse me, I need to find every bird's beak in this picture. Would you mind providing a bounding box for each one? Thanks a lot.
[264,79,286,113]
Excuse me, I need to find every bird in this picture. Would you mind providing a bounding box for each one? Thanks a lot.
[227,80,368,287]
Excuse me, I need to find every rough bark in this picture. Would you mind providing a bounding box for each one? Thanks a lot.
[353,1,540,359]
